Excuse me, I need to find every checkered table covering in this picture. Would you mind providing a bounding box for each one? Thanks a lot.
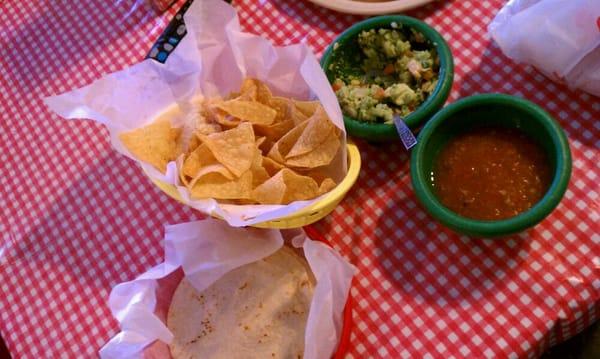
[1,0,598,358]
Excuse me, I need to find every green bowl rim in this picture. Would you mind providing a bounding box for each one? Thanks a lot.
[410,93,572,238]
[320,15,455,141]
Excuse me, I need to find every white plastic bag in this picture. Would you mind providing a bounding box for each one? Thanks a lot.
[489,0,600,97]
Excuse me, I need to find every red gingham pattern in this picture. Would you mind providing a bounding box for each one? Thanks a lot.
[0,0,598,358]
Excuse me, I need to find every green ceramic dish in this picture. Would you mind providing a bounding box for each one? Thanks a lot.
[320,15,454,142]
[410,94,572,238]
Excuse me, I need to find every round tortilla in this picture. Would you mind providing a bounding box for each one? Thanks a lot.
[167,246,315,359]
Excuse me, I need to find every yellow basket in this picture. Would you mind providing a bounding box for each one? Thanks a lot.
[146,142,361,228]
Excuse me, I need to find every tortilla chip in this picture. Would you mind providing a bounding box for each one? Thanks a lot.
[119,119,182,172]
[319,178,337,193]
[285,134,341,169]
[182,149,202,178]
[190,170,253,200]
[293,100,320,118]
[189,164,235,187]
[216,100,277,126]
[181,143,218,178]
[258,137,275,154]
[290,104,308,126]
[254,118,295,143]
[262,156,285,176]
[252,80,272,104]
[286,105,336,158]
[177,156,188,186]
[213,109,241,128]
[187,135,201,153]
[266,96,306,126]
[198,123,256,177]
[252,175,286,204]
[252,168,320,204]
[198,118,223,133]
[215,116,240,128]
[250,153,270,188]
[297,167,331,184]
[225,91,240,100]
[267,120,309,163]
[239,78,258,101]
[200,103,239,129]
[267,96,289,122]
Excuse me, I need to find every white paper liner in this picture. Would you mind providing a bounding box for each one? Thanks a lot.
[99,218,356,359]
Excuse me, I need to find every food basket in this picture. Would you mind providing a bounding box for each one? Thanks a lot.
[100,220,357,359]
[146,142,361,228]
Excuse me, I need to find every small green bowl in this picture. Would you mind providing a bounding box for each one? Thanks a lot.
[410,94,572,238]
[320,15,454,142]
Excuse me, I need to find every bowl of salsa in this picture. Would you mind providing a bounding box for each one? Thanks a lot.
[410,94,572,237]
[321,15,454,142]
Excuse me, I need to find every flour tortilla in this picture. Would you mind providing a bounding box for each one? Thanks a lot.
[167,246,315,359]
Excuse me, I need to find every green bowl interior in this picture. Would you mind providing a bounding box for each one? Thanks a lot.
[321,15,454,142]
[411,94,572,238]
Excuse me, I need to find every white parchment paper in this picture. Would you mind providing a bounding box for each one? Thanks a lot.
[44,0,347,227]
[99,219,356,359]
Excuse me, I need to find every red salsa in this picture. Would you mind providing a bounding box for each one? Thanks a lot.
[431,127,552,220]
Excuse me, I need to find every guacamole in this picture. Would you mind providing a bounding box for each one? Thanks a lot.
[331,27,439,124]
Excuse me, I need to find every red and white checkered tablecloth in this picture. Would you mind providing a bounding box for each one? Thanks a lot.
[1,0,598,358]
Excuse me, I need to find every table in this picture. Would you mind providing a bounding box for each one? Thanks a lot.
[1,0,598,358]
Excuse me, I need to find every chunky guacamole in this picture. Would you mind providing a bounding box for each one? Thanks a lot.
[331,27,439,124]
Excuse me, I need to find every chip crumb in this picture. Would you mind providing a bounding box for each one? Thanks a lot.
[391,21,398,28]
[333,42,339,50]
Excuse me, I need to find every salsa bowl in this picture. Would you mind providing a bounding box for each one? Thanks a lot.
[410,94,572,237]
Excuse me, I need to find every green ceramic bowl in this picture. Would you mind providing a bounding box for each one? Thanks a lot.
[410,94,572,238]
[320,15,454,142]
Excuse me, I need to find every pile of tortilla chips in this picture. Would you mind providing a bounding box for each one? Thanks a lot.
[119,78,342,205]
